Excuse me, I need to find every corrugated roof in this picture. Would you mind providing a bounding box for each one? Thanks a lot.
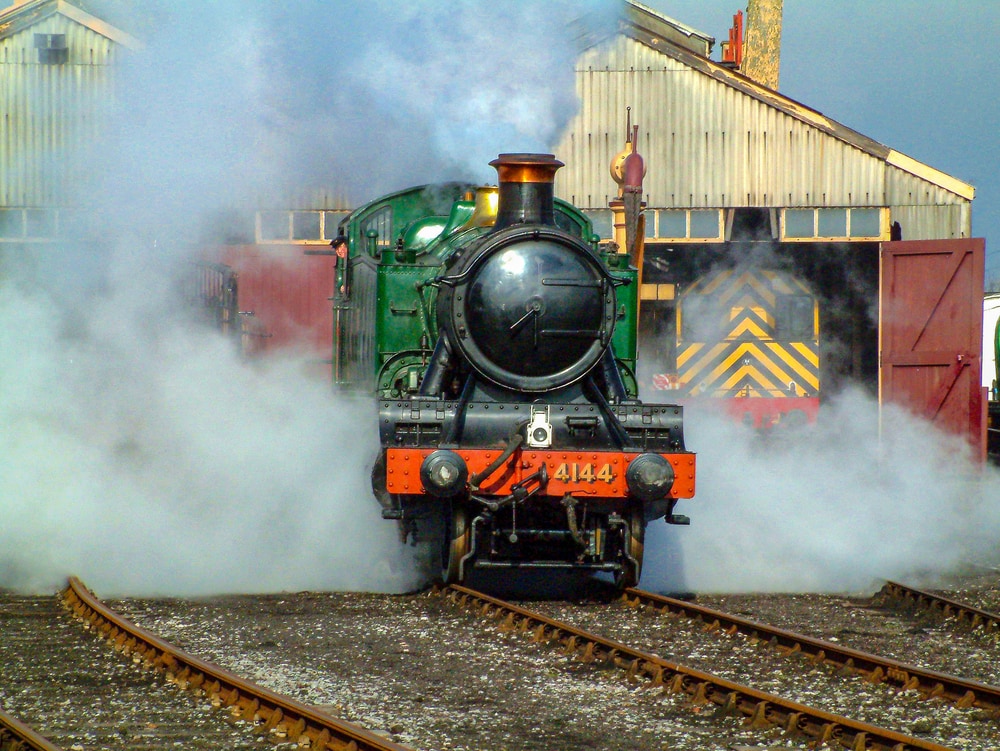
[0,0,138,48]
[619,3,974,202]
[624,0,714,56]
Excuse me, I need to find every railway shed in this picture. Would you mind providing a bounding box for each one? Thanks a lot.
[0,0,137,234]
[0,0,986,452]
[554,1,985,453]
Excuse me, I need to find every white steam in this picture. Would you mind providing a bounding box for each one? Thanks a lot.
[16,1,991,600]
[0,271,422,596]
[642,384,1000,594]
[90,0,618,217]
[1,1,618,595]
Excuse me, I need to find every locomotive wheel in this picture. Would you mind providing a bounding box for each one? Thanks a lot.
[615,505,645,589]
[441,502,471,584]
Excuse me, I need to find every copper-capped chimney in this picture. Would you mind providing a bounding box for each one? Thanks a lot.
[488,153,563,230]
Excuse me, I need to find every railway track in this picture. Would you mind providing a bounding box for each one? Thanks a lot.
[0,707,59,751]
[877,580,1000,634]
[439,584,981,751]
[0,579,414,751]
[5,577,996,750]
[0,586,262,750]
[618,586,1000,712]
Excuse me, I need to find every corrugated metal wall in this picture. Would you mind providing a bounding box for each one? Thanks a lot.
[0,13,118,207]
[554,34,971,240]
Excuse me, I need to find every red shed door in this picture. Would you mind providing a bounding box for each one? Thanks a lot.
[880,238,985,455]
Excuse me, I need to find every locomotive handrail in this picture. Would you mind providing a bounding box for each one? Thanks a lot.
[435,224,625,288]
[468,426,526,491]
[412,279,436,344]
[433,267,473,288]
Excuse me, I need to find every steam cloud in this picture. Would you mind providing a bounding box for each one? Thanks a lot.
[4,1,996,598]
[641,387,1000,594]
[0,1,616,596]
[0,286,415,595]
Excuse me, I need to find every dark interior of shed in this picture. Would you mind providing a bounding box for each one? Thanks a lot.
[636,209,880,403]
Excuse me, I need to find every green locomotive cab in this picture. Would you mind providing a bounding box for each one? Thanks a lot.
[334,182,638,402]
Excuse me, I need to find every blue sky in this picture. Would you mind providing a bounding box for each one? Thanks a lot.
[646,1,999,282]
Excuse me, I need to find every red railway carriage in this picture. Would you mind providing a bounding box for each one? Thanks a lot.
[213,244,336,369]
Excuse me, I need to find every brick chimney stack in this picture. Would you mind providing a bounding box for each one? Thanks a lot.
[741,0,783,90]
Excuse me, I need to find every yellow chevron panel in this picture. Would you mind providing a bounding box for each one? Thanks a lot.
[766,342,820,389]
[688,341,819,397]
[678,341,728,376]
[716,277,776,311]
[699,269,733,295]
[676,342,704,369]
[790,341,820,368]
[713,343,795,389]
[727,316,772,340]
[715,277,745,307]
[720,366,785,396]
[676,268,823,403]
[741,271,777,305]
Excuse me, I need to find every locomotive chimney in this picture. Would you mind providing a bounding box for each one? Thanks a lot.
[489,153,563,230]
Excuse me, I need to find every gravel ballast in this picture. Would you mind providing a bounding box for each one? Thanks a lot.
[96,567,1000,751]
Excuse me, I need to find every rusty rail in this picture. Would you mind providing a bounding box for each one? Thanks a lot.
[0,709,62,751]
[60,577,414,751]
[621,586,1000,713]
[879,580,1000,634]
[442,584,957,751]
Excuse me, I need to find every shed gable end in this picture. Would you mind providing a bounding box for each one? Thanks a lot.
[0,10,121,66]
[561,35,889,211]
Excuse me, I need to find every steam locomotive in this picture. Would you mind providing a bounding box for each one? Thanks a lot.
[333,154,696,587]
[672,266,820,429]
